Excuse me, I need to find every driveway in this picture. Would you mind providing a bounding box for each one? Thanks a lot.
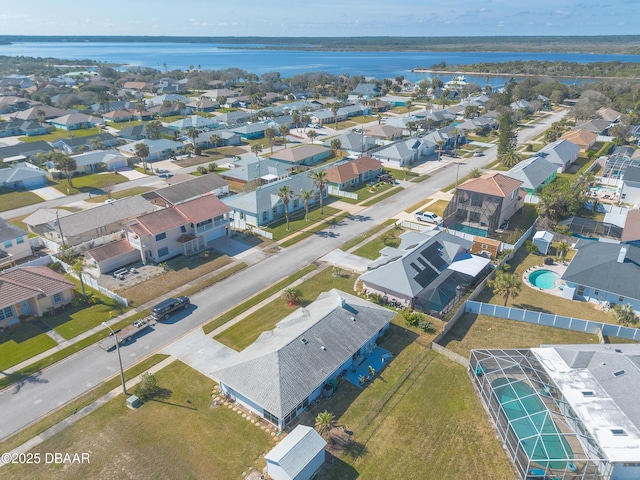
[161,330,238,380]
[115,167,150,180]
[30,186,66,200]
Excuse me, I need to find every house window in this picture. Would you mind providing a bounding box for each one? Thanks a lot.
[214,215,225,226]
[155,232,166,242]
[611,429,627,436]
[263,409,279,426]
[180,226,186,233]
[293,199,299,209]
[618,296,624,303]
[0,306,13,320]
[262,211,268,222]
[196,218,213,233]
[16,237,24,244]
[53,293,62,304]
[158,247,169,257]
[594,290,599,296]
[481,244,488,250]
[3,240,11,248]
[577,286,585,296]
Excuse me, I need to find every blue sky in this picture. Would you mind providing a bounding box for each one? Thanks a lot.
[1,0,637,37]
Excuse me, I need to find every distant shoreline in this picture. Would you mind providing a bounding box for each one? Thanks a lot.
[412,69,640,81]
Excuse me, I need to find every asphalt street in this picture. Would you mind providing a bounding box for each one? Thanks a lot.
[0,109,566,441]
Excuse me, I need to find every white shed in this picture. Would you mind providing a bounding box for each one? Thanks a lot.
[533,230,554,255]
[265,425,326,480]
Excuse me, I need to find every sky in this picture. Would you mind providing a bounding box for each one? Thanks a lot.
[1,0,638,37]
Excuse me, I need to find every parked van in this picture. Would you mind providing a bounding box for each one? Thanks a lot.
[151,296,190,320]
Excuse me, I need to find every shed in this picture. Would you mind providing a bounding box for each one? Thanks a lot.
[533,230,554,255]
[265,425,326,480]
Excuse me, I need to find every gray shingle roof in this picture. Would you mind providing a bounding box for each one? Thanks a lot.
[213,289,395,418]
[265,425,326,476]
[143,174,228,206]
[623,165,640,184]
[505,156,558,190]
[0,218,28,243]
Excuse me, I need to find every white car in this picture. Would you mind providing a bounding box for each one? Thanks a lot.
[414,211,442,224]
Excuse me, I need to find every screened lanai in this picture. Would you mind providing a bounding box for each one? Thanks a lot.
[469,349,612,480]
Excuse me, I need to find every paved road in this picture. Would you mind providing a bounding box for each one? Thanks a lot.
[0,109,566,441]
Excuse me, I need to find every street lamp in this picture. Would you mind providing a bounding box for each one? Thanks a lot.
[102,322,127,395]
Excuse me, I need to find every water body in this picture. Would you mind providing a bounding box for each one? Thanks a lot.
[3,41,640,84]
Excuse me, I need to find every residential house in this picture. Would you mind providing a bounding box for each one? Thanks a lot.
[0,162,48,189]
[359,230,490,313]
[101,110,135,123]
[470,345,640,480]
[324,156,383,190]
[505,155,558,194]
[510,99,532,113]
[192,129,240,148]
[230,122,269,140]
[220,156,290,185]
[23,209,72,236]
[0,120,46,137]
[213,289,395,429]
[621,209,640,246]
[187,97,219,112]
[118,139,185,162]
[122,81,153,92]
[266,115,294,130]
[337,103,369,118]
[620,165,640,205]
[0,96,36,114]
[9,105,67,122]
[48,113,102,131]
[216,110,251,127]
[372,137,434,167]
[0,266,75,327]
[202,88,240,100]
[442,173,524,235]
[602,146,640,179]
[351,83,381,98]
[575,118,611,135]
[0,218,32,268]
[0,141,53,164]
[536,139,581,173]
[126,194,231,263]
[50,133,120,155]
[167,115,219,131]
[321,132,375,156]
[559,129,597,153]
[40,196,158,247]
[117,123,174,141]
[596,106,622,123]
[454,116,497,135]
[67,149,128,173]
[147,93,190,106]
[89,100,138,114]
[152,79,187,94]
[223,174,325,230]
[271,145,331,167]
[309,109,336,126]
[364,124,404,141]
[265,425,326,480]
[84,238,139,275]
[142,174,229,207]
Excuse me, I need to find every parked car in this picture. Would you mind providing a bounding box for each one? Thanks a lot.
[473,149,484,157]
[414,211,443,224]
[376,173,394,184]
[151,296,190,320]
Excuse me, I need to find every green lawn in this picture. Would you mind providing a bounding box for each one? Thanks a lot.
[332,182,394,205]
[317,337,515,480]
[19,128,101,143]
[266,205,340,240]
[384,167,421,181]
[85,186,154,203]
[0,323,58,371]
[40,287,129,340]
[440,312,600,358]
[352,227,404,260]
[339,219,397,252]
[424,199,449,218]
[0,187,43,212]
[214,268,357,351]
[105,120,143,131]
[2,361,275,480]
[52,172,129,195]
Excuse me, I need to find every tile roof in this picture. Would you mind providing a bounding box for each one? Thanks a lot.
[133,207,187,235]
[0,266,75,309]
[457,172,523,197]
[174,194,230,224]
[324,157,382,184]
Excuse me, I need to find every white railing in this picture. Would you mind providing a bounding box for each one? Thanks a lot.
[328,186,358,200]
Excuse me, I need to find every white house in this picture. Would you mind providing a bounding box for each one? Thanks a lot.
[0,218,32,268]
[619,165,640,205]
[265,425,326,480]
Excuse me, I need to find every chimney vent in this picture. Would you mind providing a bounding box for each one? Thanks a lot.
[618,246,627,263]
[337,296,346,308]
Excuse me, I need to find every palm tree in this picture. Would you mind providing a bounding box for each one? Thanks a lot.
[282,287,301,305]
[301,114,311,132]
[500,149,521,169]
[251,143,263,157]
[145,120,161,140]
[36,109,46,124]
[209,134,221,153]
[331,102,340,129]
[52,152,77,188]
[135,99,146,117]
[405,99,413,115]
[315,410,336,441]
[556,241,569,259]
[186,127,199,149]
[135,142,151,173]
[436,140,446,161]
[300,188,313,221]
[292,111,300,131]
[310,170,328,214]
[613,303,638,326]
[307,130,318,144]
[71,258,87,302]
[487,266,522,306]
[264,127,277,154]
[330,138,342,157]
[279,125,290,148]
[278,185,294,230]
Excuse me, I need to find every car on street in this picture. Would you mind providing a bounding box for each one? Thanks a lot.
[151,296,190,320]
[414,211,443,224]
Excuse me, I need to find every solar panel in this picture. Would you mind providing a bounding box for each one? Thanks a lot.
[421,243,448,271]
[414,265,438,288]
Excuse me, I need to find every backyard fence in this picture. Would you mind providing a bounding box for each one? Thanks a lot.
[465,300,640,341]
[244,225,273,240]
[328,186,358,200]
[430,342,469,367]
[400,220,430,232]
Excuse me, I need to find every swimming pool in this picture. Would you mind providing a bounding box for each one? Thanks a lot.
[450,223,488,237]
[492,378,574,470]
[529,270,559,289]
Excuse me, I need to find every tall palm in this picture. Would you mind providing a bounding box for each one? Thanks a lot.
[330,138,342,157]
[186,127,199,149]
[264,127,277,154]
[52,152,77,188]
[436,140,446,161]
[135,142,151,173]
[315,410,336,441]
[251,143,263,157]
[300,188,313,221]
[301,114,310,132]
[209,134,221,152]
[331,102,340,129]
[292,110,300,131]
[310,170,328,214]
[279,125,290,148]
[145,120,161,140]
[278,185,294,230]
[135,99,146,117]
[406,99,413,115]
[71,258,87,302]
[307,130,318,144]
[500,149,521,169]
[488,267,522,306]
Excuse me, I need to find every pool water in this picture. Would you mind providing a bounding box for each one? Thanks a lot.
[529,270,559,289]
[450,223,488,237]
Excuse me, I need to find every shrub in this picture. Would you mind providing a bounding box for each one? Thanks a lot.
[418,319,434,333]
[208,162,217,172]
[134,372,160,400]
[196,166,208,175]
[49,261,65,273]
[403,309,426,327]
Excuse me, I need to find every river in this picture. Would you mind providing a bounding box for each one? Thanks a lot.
[2,41,640,84]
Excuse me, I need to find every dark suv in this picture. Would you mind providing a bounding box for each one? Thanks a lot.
[151,296,190,320]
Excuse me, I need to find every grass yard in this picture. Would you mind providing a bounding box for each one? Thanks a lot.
[0,323,58,371]
[266,205,340,241]
[0,187,43,212]
[7,213,36,235]
[334,120,357,130]
[2,361,275,480]
[316,335,515,480]
[19,128,100,143]
[214,268,357,351]
[424,199,449,218]
[383,167,422,182]
[105,120,143,131]
[85,186,153,203]
[339,219,397,252]
[352,226,405,260]
[477,248,614,323]
[52,172,129,195]
[118,252,233,307]
[440,312,600,358]
[333,181,394,205]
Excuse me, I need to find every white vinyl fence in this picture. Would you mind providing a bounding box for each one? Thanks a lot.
[328,186,358,200]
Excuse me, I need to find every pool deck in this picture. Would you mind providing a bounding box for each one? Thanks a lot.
[344,346,393,388]
[522,262,568,298]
